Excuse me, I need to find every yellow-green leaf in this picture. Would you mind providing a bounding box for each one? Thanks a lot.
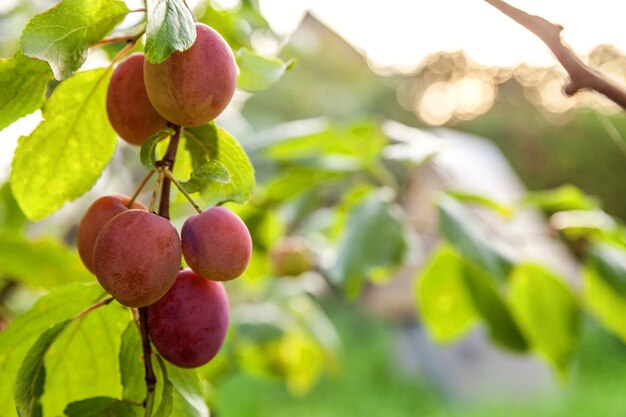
[0,52,51,131]
[10,68,116,220]
[20,0,129,80]
[509,264,579,377]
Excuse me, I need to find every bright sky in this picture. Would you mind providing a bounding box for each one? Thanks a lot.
[258,0,626,70]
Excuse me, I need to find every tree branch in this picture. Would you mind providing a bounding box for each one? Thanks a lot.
[138,307,156,417]
[484,0,626,109]
[137,124,183,416]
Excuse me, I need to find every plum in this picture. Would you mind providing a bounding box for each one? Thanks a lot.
[143,23,237,127]
[92,210,181,307]
[147,269,229,368]
[77,195,146,273]
[181,207,252,281]
[107,53,168,145]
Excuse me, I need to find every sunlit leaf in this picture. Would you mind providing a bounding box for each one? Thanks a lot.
[509,264,578,376]
[20,0,129,79]
[0,283,104,416]
[446,190,513,218]
[327,190,414,297]
[583,261,626,343]
[153,356,174,417]
[587,243,626,296]
[41,303,130,416]
[167,365,210,417]
[10,68,116,220]
[417,246,478,342]
[0,233,92,289]
[119,322,145,403]
[140,128,175,169]
[181,159,231,194]
[64,397,141,417]
[438,196,515,283]
[236,48,295,92]
[0,183,26,234]
[462,262,528,352]
[145,0,196,63]
[0,52,50,131]
[523,184,598,213]
[14,320,70,417]
[184,123,254,205]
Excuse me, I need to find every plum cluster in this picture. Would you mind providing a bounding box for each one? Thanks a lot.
[106,22,237,145]
[78,197,251,367]
[79,24,248,368]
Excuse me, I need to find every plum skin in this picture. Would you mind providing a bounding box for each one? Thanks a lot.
[143,23,237,127]
[181,207,252,281]
[92,210,182,307]
[147,269,229,368]
[106,53,168,146]
[77,195,146,273]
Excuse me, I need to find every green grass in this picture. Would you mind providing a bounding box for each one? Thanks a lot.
[215,303,626,417]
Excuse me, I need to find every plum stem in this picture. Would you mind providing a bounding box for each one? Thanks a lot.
[148,169,165,213]
[128,169,156,208]
[163,169,203,214]
[138,307,156,417]
[157,124,183,219]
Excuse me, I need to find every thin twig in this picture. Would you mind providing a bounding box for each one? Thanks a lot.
[128,169,156,208]
[484,0,626,109]
[163,169,203,214]
[73,297,113,320]
[92,30,146,48]
[158,125,183,219]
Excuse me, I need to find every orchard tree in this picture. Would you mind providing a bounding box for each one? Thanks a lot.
[0,0,626,417]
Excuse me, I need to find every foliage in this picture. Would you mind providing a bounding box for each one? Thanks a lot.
[0,0,625,416]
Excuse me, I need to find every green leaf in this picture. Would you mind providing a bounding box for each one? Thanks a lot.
[327,190,414,297]
[0,183,26,234]
[20,0,130,80]
[0,52,51,131]
[438,196,515,283]
[41,303,130,417]
[258,121,386,168]
[0,233,92,289]
[119,322,145,403]
[417,245,478,342]
[64,397,141,417]
[584,260,626,343]
[145,0,197,63]
[236,48,294,92]
[446,190,513,218]
[181,159,231,193]
[166,365,210,417]
[587,243,626,296]
[462,262,528,352]
[184,123,255,205]
[14,320,70,417]
[154,356,174,417]
[508,264,578,376]
[140,128,175,169]
[523,184,598,214]
[10,68,116,220]
[0,283,104,416]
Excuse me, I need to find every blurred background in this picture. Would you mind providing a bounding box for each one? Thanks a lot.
[1,1,626,416]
